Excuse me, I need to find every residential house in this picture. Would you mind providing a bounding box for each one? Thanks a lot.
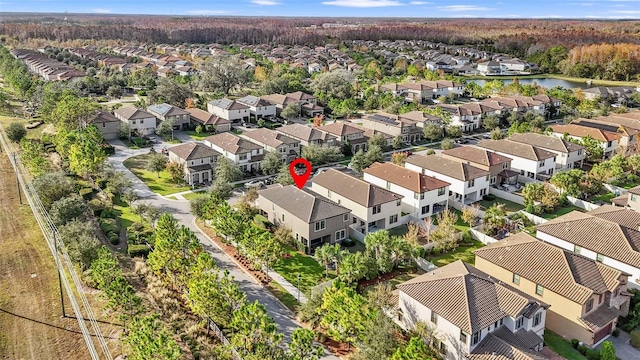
[583,86,637,104]
[275,123,337,147]
[146,103,191,130]
[477,61,501,75]
[436,104,483,132]
[536,205,640,289]
[474,232,630,346]
[168,142,220,185]
[549,124,618,160]
[317,122,368,153]
[363,162,450,219]
[87,110,120,140]
[241,128,300,162]
[398,260,549,360]
[441,146,515,187]
[358,111,424,143]
[310,169,403,236]
[185,108,232,133]
[257,184,351,254]
[509,133,585,170]
[476,139,556,180]
[571,115,640,154]
[261,92,324,118]
[207,98,250,124]
[405,155,490,204]
[236,95,277,120]
[203,132,264,173]
[113,106,156,136]
[611,185,640,210]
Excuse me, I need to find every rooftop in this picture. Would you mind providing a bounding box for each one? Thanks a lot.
[312,168,403,207]
[363,162,450,193]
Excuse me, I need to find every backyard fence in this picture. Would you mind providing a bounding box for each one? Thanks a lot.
[206,318,241,360]
[414,257,438,272]
[566,195,601,211]
[488,187,525,205]
[469,227,499,245]
[604,183,628,196]
[515,210,548,225]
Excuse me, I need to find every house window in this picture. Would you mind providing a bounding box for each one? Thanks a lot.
[272,203,275,210]
[469,179,475,187]
[586,298,594,312]
[599,294,603,304]
[574,245,581,254]
[460,331,468,343]
[315,220,326,232]
[281,214,285,222]
[536,284,544,296]
[500,319,503,326]
[596,253,604,262]
[615,288,620,297]
[472,331,481,345]
[327,190,332,198]
[338,199,341,205]
[533,312,542,327]
[431,311,437,324]
[515,317,524,329]
[607,141,613,147]
[396,199,401,206]
[386,181,391,190]
[502,163,508,169]
[513,274,520,285]
[632,194,637,202]
[239,153,247,160]
[335,229,346,241]
[439,342,447,354]
[389,214,398,224]
[373,205,381,214]
[343,213,349,222]
[480,188,487,196]
[578,150,583,156]
[422,205,430,215]
[438,187,446,196]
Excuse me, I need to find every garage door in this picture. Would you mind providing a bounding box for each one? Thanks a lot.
[593,322,613,344]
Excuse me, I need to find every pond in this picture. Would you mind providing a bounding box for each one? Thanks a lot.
[468,77,591,89]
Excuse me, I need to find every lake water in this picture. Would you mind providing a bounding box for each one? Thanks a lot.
[468,77,591,89]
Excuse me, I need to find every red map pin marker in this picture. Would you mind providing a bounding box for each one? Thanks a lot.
[289,158,312,189]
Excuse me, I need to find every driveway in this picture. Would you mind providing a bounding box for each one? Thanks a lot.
[107,142,338,359]
[595,331,640,360]
[171,130,197,143]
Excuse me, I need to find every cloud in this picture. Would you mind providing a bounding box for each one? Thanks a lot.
[250,0,281,5]
[437,5,492,11]
[611,10,640,13]
[92,8,112,13]
[186,9,233,14]
[322,0,405,7]
[409,1,432,4]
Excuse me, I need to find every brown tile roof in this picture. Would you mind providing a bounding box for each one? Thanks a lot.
[186,108,231,126]
[203,132,263,154]
[405,155,490,181]
[317,122,365,136]
[628,185,640,195]
[580,305,621,331]
[363,162,450,193]
[285,91,316,102]
[90,110,120,124]
[168,142,220,161]
[312,169,402,207]
[572,118,639,137]
[473,232,624,304]
[398,261,547,334]
[242,128,299,148]
[442,146,512,167]
[258,184,350,223]
[550,124,619,142]
[611,195,629,207]
[469,330,548,360]
[509,133,584,154]
[536,206,640,269]
[477,139,556,161]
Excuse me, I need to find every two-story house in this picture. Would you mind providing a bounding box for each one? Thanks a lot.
[571,117,638,155]
[146,103,191,130]
[87,110,120,140]
[536,205,640,289]
[474,232,631,346]
[549,124,619,160]
[310,169,403,236]
[257,184,351,254]
[441,146,515,187]
[405,155,490,204]
[207,98,250,124]
[317,122,368,153]
[185,108,232,133]
[168,142,220,185]
[236,95,277,120]
[275,123,337,147]
[358,111,424,143]
[203,132,264,173]
[509,133,585,171]
[113,106,156,136]
[241,128,300,163]
[398,260,549,360]
[437,104,483,132]
[363,162,450,219]
[476,140,556,180]
[261,91,324,118]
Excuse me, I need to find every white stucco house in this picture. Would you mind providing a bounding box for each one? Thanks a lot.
[476,139,556,180]
[113,106,157,136]
[203,132,264,173]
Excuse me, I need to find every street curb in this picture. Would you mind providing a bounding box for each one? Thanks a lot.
[192,219,297,318]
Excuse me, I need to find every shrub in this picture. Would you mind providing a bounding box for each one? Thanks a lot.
[137,90,146,96]
[585,349,601,360]
[462,229,473,244]
[108,232,120,245]
[6,122,27,142]
[628,173,639,183]
[88,199,105,216]
[483,194,496,201]
[571,339,580,349]
[341,238,355,247]
[441,138,455,150]
[630,330,640,349]
[612,329,620,337]
[79,187,94,200]
[426,149,436,155]
[128,244,151,258]
[577,345,589,355]
[99,218,119,234]
[100,208,118,219]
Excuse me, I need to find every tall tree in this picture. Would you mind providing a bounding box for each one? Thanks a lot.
[197,56,250,95]
[68,125,107,178]
[230,300,283,358]
[146,153,168,178]
[49,93,99,129]
[422,122,443,142]
[147,77,193,108]
[287,328,324,360]
[261,151,282,175]
[124,314,182,360]
[320,282,372,350]
[391,337,436,360]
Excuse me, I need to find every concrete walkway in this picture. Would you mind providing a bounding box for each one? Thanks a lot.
[267,270,308,303]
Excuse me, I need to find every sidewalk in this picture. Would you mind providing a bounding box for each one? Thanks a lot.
[267,269,308,303]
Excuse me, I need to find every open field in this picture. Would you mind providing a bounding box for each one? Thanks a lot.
[0,148,121,359]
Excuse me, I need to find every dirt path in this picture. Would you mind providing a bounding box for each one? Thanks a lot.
[0,150,120,359]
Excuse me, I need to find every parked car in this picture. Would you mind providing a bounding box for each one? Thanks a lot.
[332,164,347,170]
[482,133,491,139]
[455,138,469,144]
[244,180,264,189]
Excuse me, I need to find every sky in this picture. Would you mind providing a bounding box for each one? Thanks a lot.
[0,0,639,18]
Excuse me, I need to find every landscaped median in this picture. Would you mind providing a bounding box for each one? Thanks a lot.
[123,153,191,195]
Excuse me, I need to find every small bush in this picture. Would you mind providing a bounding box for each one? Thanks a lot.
[630,330,640,349]
[571,339,580,349]
[79,187,94,200]
[612,329,620,337]
[462,229,473,244]
[128,244,151,258]
[100,208,118,219]
[577,345,589,355]
[137,90,146,96]
[108,232,120,245]
[99,218,119,234]
[585,349,600,360]
[483,194,496,201]
[88,199,105,216]
[426,149,436,155]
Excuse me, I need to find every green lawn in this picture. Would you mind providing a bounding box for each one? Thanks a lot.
[591,192,615,203]
[362,271,422,296]
[123,154,191,196]
[541,206,583,220]
[271,250,331,295]
[265,281,300,313]
[182,191,207,201]
[429,240,485,267]
[478,197,525,214]
[543,330,586,360]
[388,224,409,237]
[186,131,213,141]
[113,197,138,231]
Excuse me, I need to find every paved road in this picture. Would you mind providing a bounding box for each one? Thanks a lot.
[107,141,339,359]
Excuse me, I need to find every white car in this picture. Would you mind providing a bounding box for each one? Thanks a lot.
[244,180,264,189]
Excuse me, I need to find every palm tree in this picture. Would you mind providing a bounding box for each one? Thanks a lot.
[483,203,507,234]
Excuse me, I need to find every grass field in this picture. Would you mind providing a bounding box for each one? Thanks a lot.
[271,250,332,295]
[0,149,121,358]
[541,206,583,220]
[544,331,586,360]
[123,153,191,195]
[182,191,207,201]
[478,197,525,214]
[113,197,137,230]
[429,240,485,267]
[186,131,212,141]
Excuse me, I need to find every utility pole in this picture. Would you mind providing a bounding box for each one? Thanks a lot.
[13,152,21,205]
[54,233,66,318]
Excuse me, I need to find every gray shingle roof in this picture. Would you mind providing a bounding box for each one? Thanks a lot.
[405,155,490,181]
[204,132,263,154]
[258,184,350,223]
[509,133,584,154]
[168,142,220,161]
[114,106,155,120]
[147,103,189,117]
[312,169,402,207]
[208,98,249,111]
